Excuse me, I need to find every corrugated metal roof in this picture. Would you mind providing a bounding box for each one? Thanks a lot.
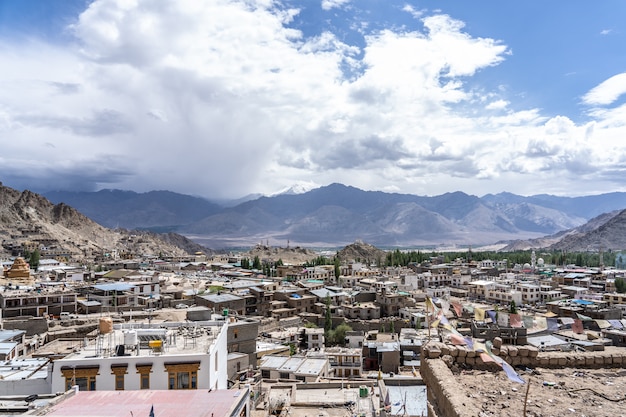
[294,358,327,375]
[42,389,248,417]
[93,283,135,292]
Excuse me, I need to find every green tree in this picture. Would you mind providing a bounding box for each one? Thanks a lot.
[252,256,262,270]
[334,257,341,280]
[389,320,395,334]
[332,323,352,346]
[509,300,518,314]
[615,277,626,293]
[240,258,250,269]
[25,249,40,270]
[324,295,332,333]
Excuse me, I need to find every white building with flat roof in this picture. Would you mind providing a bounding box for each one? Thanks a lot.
[50,319,228,393]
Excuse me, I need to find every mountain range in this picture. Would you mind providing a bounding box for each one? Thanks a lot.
[44,183,626,250]
[0,182,208,261]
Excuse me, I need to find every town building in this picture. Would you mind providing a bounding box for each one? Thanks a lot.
[49,318,228,393]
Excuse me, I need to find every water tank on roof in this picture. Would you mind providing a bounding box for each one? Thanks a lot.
[99,317,113,334]
[124,330,138,346]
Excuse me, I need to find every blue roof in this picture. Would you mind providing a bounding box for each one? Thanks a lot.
[93,283,135,292]
[571,299,593,305]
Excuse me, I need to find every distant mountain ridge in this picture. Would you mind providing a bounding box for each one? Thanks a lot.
[1,183,209,260]
[45,189,222,230]
[43,183,626,249]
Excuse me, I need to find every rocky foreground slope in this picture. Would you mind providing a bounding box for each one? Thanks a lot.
[0,182,208,262]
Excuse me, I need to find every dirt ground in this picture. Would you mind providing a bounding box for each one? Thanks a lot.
[454,366,626,417]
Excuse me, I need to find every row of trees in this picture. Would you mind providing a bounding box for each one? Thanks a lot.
[383,249,619,269]
[240,256,284,276]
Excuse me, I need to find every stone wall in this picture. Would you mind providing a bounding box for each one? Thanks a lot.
[421,342,626,369]
[3,317,48,336]
[420,342,626,417]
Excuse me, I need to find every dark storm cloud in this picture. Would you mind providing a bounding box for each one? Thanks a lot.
[49,82,81,94]
[0,155,133,193]
[311,135,410,170]
[17,109,132,137]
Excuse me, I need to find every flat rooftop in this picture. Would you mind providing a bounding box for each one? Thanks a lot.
[39,388,247,417]
[62,322,224,359]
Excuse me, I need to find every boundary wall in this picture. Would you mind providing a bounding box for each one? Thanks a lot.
[420,343,626,417]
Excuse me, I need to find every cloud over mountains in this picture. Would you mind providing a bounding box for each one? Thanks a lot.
[1,0,625,200]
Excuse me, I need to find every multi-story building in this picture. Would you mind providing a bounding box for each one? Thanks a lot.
[375,291,411,317]
[226,318,259,370]
[0,288,77,318]
[485,285,522,306]
[273,290,316,314]
[195,293,245,316]
[303,327,324,350]
[362,332,400,374]
[345,330,365,349]
[342,302,381,320]
[515,283,542,305]
[49,319,228,392]
[314,347,362,378]
[86,283,144,312]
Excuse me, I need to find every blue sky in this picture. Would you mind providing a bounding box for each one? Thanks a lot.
[1,0,626,199]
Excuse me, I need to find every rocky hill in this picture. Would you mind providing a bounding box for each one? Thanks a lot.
[0,182,208,262]
[499,210,623,251]
[336,240,387,264]
[548,209,626,251]
[243,244,317,265]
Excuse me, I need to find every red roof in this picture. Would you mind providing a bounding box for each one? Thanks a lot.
[43,389,247,417]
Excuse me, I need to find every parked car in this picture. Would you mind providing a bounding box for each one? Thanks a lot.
[175,304,189,309]
[60,312,78,320]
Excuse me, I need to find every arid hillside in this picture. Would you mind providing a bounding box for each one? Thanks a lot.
[0,182,207,262]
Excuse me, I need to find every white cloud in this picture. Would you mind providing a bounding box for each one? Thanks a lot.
[321,0,350,11]
[402,5,424,19]
[485,99,509,110]
[582,72,626,106]
[1,0,626,199]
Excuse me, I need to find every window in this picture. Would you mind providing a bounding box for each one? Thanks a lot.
[312,334,319,340]
[61,366,99,391]
[111,365,128,390]
[234,329,238,339]
[136,364,152,390]
[261,370,270,379]
[279,372,289,379]
[164,363,200,390]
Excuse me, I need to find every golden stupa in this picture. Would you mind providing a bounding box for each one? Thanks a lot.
[2,257,35,285]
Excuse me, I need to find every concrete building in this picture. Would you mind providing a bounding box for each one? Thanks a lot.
[342,302,381,320]
[303,327,324,350]
[317,347,362,378]
[259,355,330,382]
[0,288,78,318]
[195,293,245,316]
[49,319,229,393]
[226,318,259,370]
[0,357,51,396]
